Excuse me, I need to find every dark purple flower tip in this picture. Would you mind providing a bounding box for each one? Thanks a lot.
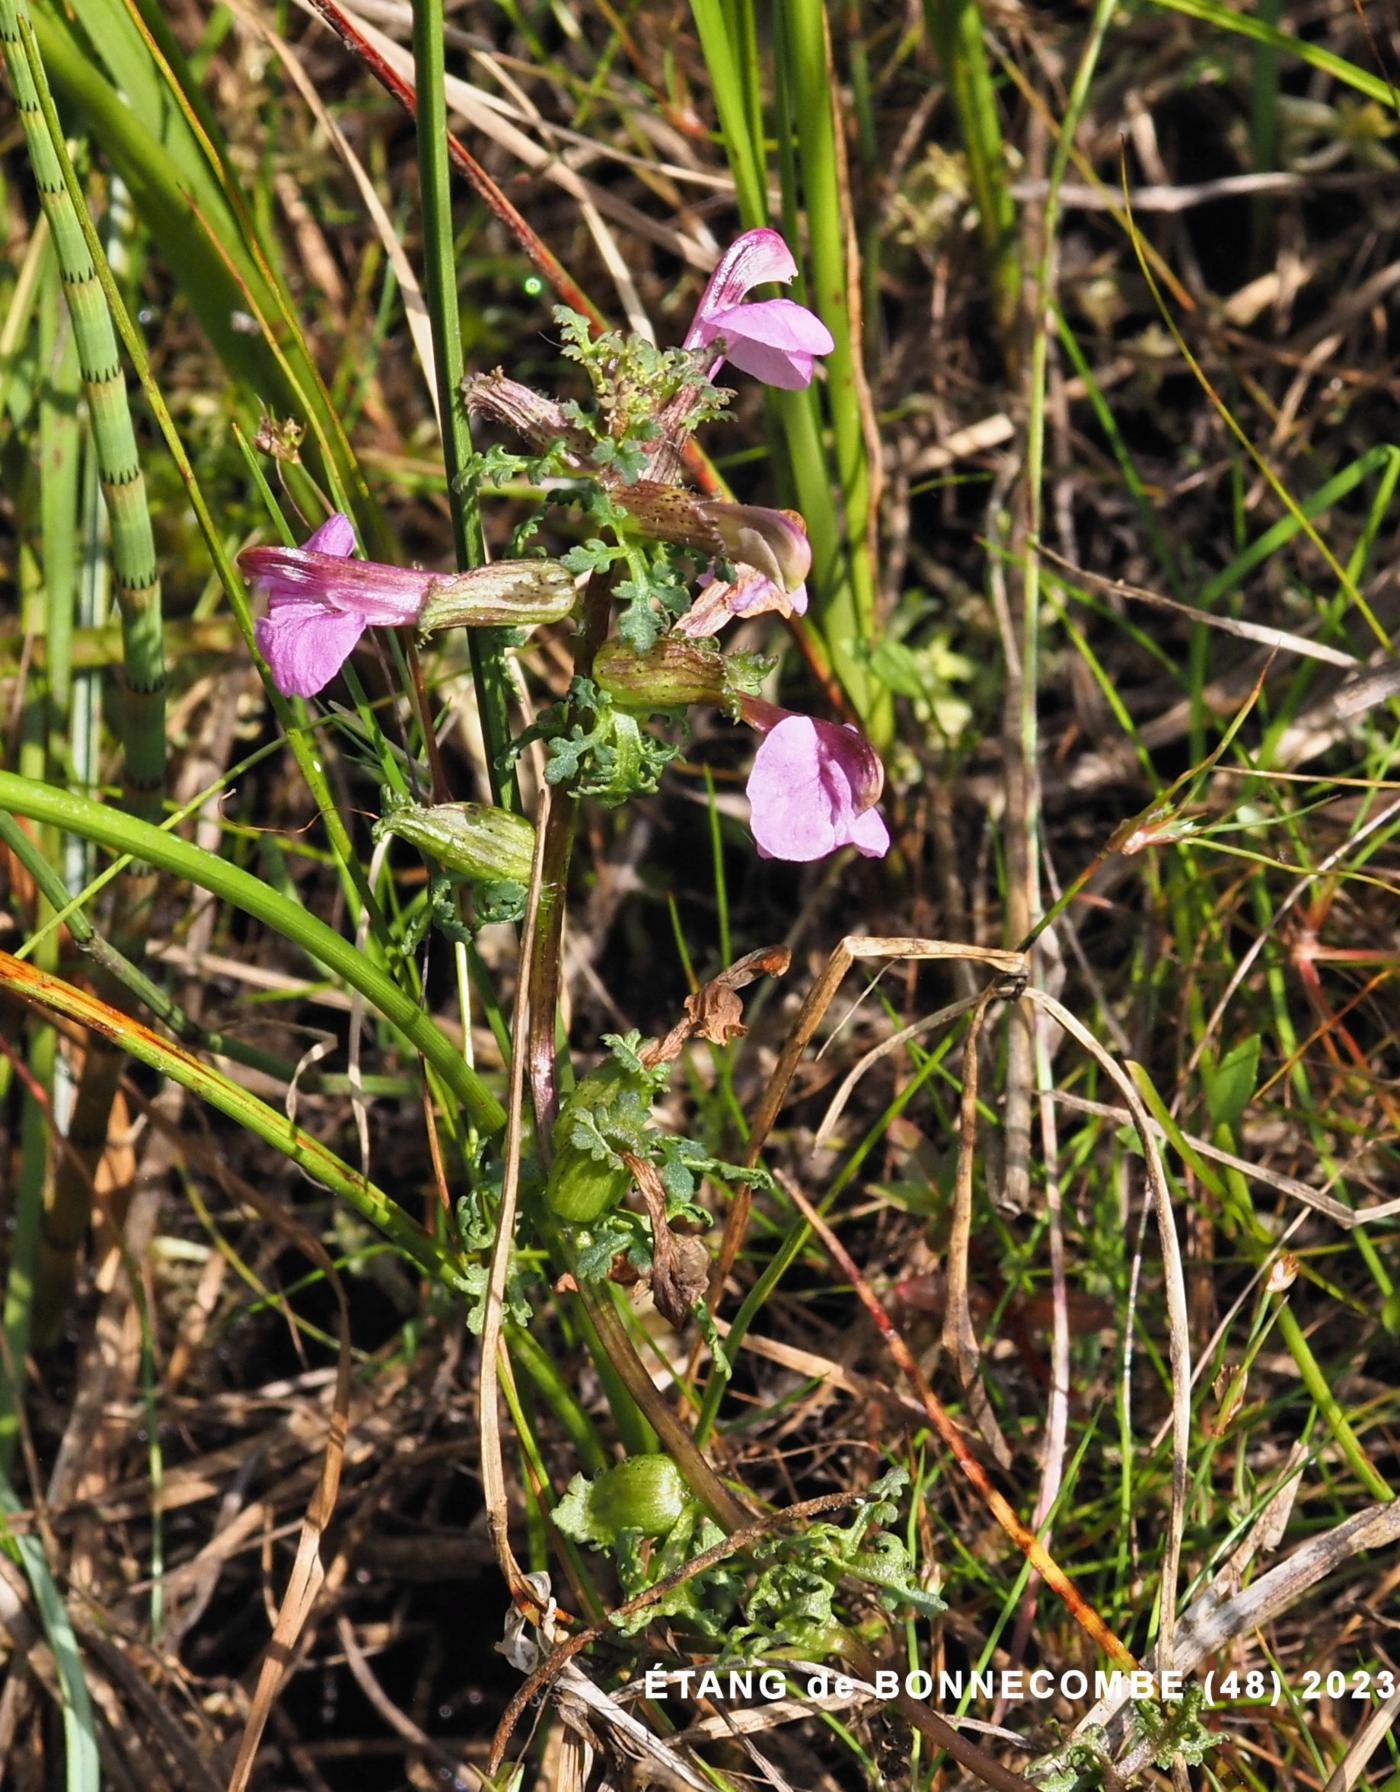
[701,502,811,593]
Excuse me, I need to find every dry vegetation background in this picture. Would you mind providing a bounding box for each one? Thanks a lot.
[2,0,1400,1788]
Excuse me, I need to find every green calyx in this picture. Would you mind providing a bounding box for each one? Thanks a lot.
[554,1453,689,1546]
[416,558,577,634]
[594,638,774,720]
[374,797,536,886]
[545,1048,664,1222]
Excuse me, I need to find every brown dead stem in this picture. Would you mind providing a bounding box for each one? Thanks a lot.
[943,988,1013,1466]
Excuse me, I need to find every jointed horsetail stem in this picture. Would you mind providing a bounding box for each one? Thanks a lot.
[2,1,166,1339]
[0,0,165,822]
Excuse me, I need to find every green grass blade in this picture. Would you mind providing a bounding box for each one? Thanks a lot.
[0,953,465,1287]
[26,84,394,939]
[685,0,768,225]
[412,0,516,808]
[0,1468,99,1792]
[1149,0,1395,106]
[30,0,374,532]
[781,0,886,737]
[924,0,1020,352]
[0,772,507,1136]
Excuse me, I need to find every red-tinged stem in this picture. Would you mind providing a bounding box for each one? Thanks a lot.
[524,574,615,1138]
[305,0,602,326]
[776,1169,1140,1673]
[302,0,727,500]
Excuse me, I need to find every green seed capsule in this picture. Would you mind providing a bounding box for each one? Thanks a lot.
[374,798,535,884]
[544,1138,632,1222]
[545,1060,647,1222]
[588,1455,687,1539]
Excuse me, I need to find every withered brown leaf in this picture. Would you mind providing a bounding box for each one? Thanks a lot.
[622,1151,711,1328]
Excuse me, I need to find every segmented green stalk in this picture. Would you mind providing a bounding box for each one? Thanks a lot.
[781,0,886,737]
[2,3,169,1338]
[0,0,165,823]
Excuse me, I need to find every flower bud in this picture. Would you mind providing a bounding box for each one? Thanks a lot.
[546,1059,643,1222]
[545,1140,633,1223]
[417,560,577,634]
[375,800,536,885]
[593,638,730,711]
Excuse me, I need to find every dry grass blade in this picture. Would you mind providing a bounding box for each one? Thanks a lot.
[1024,989,1192,1680]
[707,937,1025,1315]
[772,1169,1137,1671]
[1040,547,1362,668]
[234,0,441,429]
[223,1204,353,1791]
[299,0,605,326]
[334,0,716,268]
[489,1492,860,1775]
[1076,1500,1400,1760]
[480,785,552,1621]
[811,992,987,1151]
[333,1611,473,1782]
[1048,1089,1392,1227]
[1185,793,1400,1077]
[1320,1683,1400,1792]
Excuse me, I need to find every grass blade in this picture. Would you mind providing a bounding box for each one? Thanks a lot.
[0,1467,100,1791]
[0,771,507,1136]
[411,0,516,807]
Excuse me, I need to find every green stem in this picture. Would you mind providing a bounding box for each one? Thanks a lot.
[1,2,165,824]
[412,0,516,808]
[924,0,1020,357]
[0,772,506,1136]
[507,1322,609,1477]
[21,55,389,938]
[0,952,463,1291]
[783,0,881,712]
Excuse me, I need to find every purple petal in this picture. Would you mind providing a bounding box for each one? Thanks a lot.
[683,229,798,348]
[304,512,357,558]
[845,805,891,857]
[698,298,835,358]
[255,599,367,697]
[694,299,833,390]
[239,547,431,625]
[727,572,782,615]
[702,501,812,591]
[744,714,889,863]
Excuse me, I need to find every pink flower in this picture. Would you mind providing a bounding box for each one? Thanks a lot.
[243,514,426,698]
[683,228,835,392]
[741,699,890,862]
[241,516,577,698]
[676,566,809,639]
[669,504,811,639]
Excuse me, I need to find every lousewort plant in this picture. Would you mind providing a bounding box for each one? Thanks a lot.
[236,226,917,1735]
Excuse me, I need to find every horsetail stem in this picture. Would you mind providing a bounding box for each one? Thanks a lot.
[1,0,166,826]
[2,4,169,1339]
